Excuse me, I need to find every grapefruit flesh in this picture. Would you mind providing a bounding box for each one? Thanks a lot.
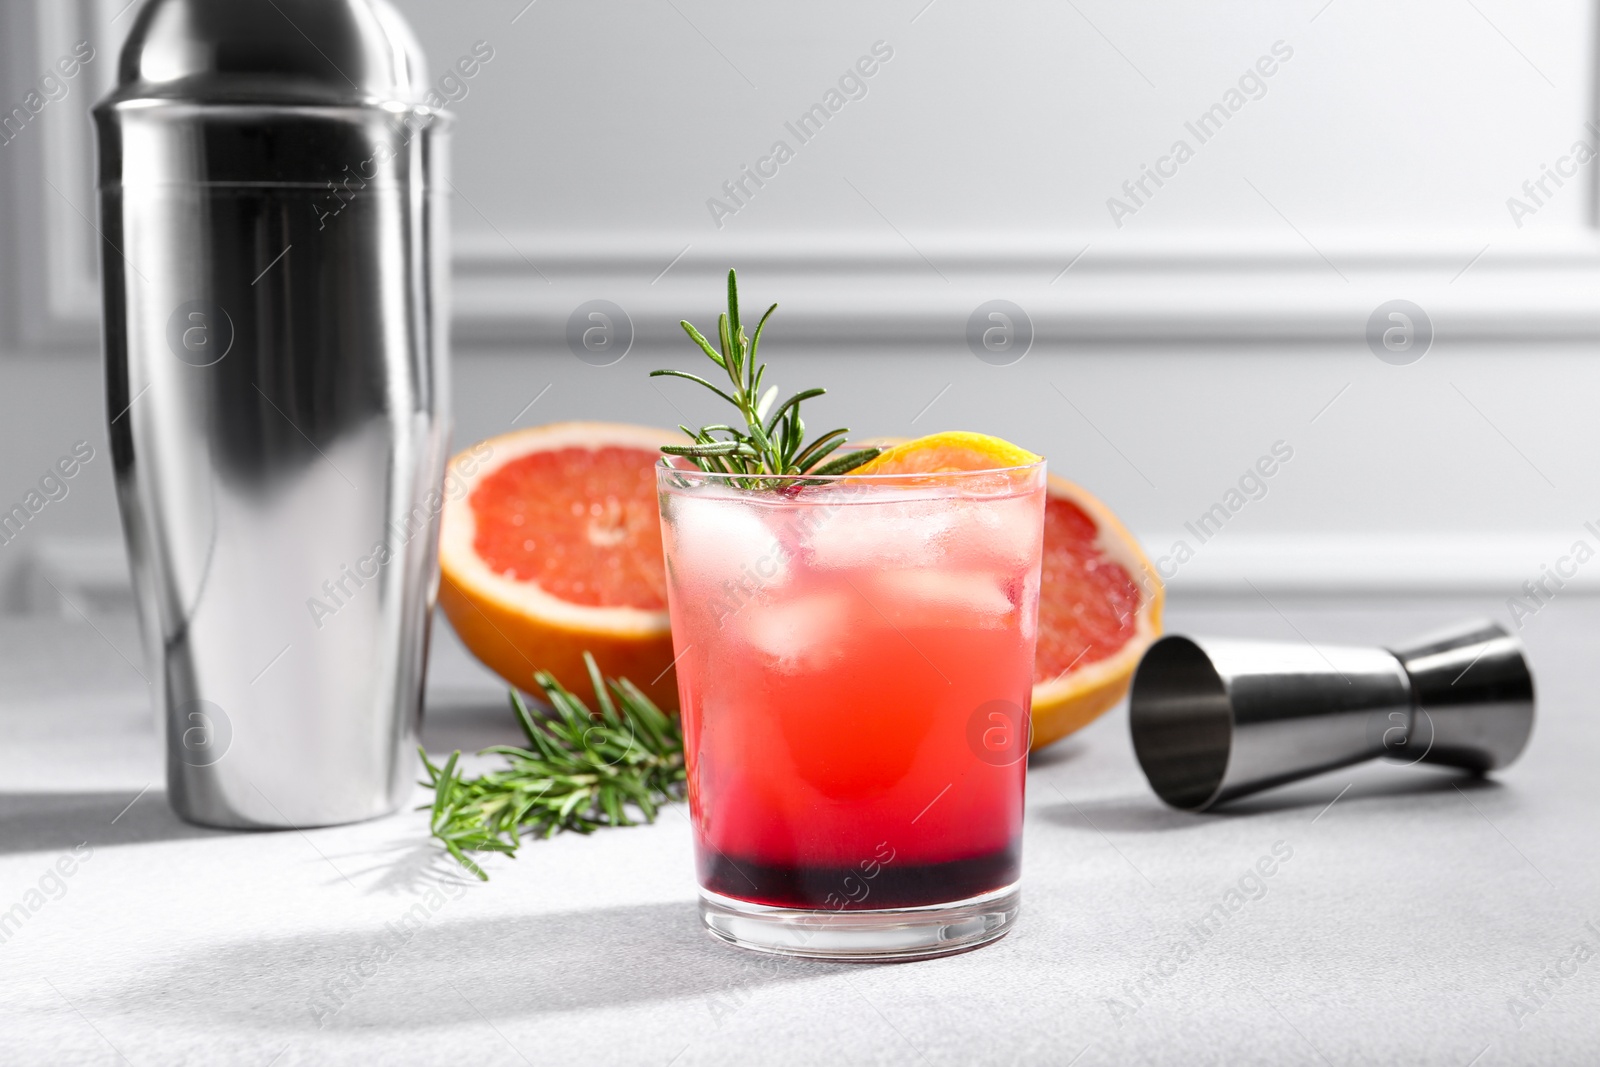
[1029,474,1163,749]
[438,422,683,708]
[1035,495,1142,677]
[469,446,667,609]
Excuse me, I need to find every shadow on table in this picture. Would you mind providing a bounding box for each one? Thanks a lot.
[331,835,506,898]
[1026,737,1090,771]
[91,898,836,1031]
[1037,767,1498,835]
[0,789,229,855]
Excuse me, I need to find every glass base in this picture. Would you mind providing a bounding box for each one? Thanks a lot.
[699,883,1020,962]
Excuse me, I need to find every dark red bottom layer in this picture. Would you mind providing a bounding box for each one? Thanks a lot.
[699,842,1020,910]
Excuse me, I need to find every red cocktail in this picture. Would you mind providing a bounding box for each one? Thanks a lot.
[658,460,1045,959]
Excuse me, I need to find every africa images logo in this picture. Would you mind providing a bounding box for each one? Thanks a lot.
[167,300,235,367]
[1106,41,1294,228]
[175,699,232,768]
[705,41,895,228]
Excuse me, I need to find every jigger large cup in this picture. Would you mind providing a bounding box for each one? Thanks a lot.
[1129,619,1534,811]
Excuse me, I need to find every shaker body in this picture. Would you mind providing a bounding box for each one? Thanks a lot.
[98,103,451,827]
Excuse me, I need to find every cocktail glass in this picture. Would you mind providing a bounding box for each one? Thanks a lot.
[657,458,1046,960]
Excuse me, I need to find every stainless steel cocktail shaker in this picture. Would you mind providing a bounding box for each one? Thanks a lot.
[93,0,451,828]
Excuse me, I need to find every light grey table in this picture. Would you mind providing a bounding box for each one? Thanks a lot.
[2,596,1596,1066]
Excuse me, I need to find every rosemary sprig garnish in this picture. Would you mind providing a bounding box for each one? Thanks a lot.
[421,652,685,880]
[652,269,880,486]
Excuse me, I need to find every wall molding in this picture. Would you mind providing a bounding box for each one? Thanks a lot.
[13,0,1600,352]
[452,230,1600,349]
[24,222,1600,351]
[1138,532,1597,599]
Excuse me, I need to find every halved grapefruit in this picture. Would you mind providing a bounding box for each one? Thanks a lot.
[437,422,685,708]
[855,432,1162,750]
[1030,473,1163,749]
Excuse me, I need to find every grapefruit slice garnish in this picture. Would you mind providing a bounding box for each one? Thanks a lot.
[438,422,685,708]
[843,432,1162,750]
[852,430,1041,474]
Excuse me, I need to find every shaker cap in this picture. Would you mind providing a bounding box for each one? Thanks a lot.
[104,0,427,107]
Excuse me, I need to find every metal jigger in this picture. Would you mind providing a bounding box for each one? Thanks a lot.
[1128,619,1535,811]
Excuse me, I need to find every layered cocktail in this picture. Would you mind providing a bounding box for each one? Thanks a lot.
[658,460,1046,959]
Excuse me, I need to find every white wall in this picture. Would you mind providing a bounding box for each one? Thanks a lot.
[2,0,1598,611]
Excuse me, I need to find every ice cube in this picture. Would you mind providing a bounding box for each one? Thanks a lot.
[737,589,857,670]
[869,570,1016,628]
[802,494,959,569]
[963,494,1044,568]
[664,490,788,594]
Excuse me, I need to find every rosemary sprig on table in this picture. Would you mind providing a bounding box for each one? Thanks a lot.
[422,653,685,880]
[651,269,880,486]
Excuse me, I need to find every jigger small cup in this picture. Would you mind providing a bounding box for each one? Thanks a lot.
[1129,618,1535,812]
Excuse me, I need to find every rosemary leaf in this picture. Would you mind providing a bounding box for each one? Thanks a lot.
[679,321,725,367]
[748,301,777,367]
[765,387,826,435]
[809,448,882,478]
[648,368,740,408]
[789,427,851,473]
